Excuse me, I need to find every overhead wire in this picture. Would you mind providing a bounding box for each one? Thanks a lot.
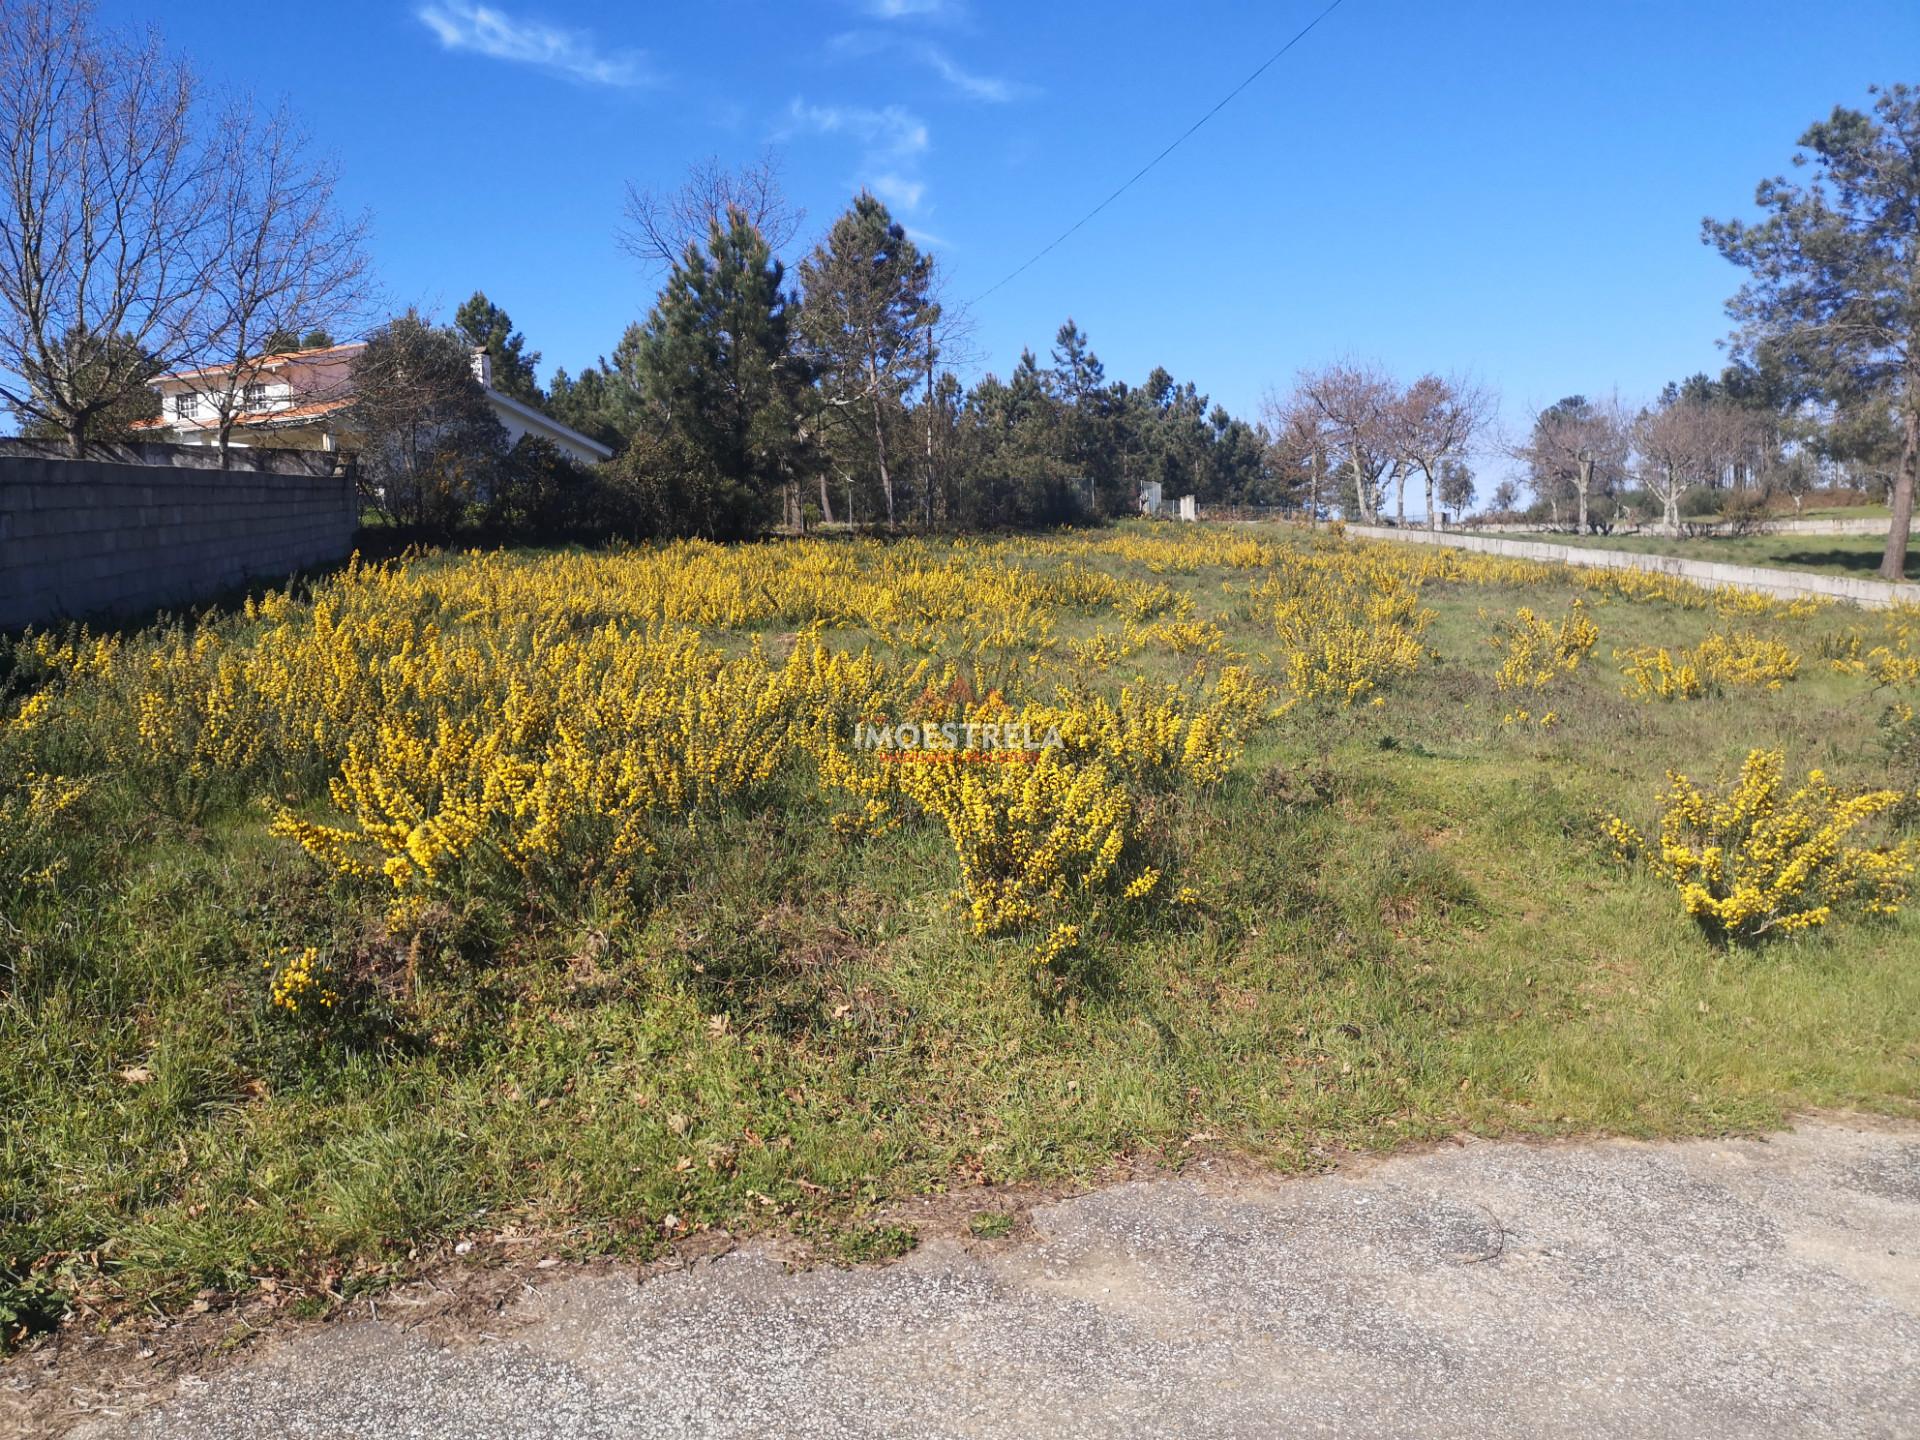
[968,0,1353,304]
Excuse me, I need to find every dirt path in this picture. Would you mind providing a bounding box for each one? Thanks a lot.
[13,1117,1919,1439]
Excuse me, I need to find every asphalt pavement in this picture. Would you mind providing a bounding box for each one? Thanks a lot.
[52,1117,1920,1439]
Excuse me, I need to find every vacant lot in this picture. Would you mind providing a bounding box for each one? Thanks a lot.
[3,523,1917,1343]
[1549,529,1919,583]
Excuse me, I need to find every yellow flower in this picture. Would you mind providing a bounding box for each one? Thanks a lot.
[1609,749,1914,943]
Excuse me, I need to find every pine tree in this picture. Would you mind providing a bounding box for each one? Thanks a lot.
[624,207,808,540]
[1132,367,1214,509]
[545,323,653,453]
[1049,319,1105,403]
[454,291,544,404]
[1203,406,1274,507]
[545,365,624,451]
[797,194,935,527]
[258,326,335,355]
[1437,457,1475,517]
[1705,84,1920,580]
[1046,319,1127,514]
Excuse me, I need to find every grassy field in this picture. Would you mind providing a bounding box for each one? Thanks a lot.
[3,522,1918,1345]
[1547,529,1918,583]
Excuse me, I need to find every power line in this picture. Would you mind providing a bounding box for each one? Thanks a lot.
[969,0,1352,305]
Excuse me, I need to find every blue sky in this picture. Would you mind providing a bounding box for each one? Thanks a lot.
[100,0,1915,461]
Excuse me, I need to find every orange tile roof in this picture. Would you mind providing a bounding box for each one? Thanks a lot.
[162,343,363,383]
[237,397,354,425]
[131,397,354,431]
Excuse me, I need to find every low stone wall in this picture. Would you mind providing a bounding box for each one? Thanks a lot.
[0,452,358,630]
[1344,524,1915,610]
[1471,516,1890,538]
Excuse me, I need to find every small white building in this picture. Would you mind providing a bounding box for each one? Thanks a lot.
[464,351,614,465]
[138,343,613,468]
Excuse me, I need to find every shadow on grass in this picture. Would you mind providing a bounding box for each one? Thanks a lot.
[1766,547,1919,582]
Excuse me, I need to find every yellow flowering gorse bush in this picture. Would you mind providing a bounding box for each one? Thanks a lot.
[1607,748,1916,943]
[1489,601,1598,693]
[0,771,92,890]
[1245,548,1431,706]
[4,522,1905,981]
[1823,611,1920,688]
[8,535,1296,967]
[1616,631,1801,700]
[266,946,340,1015]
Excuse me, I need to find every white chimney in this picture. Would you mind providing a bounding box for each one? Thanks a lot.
[471,346,492,390]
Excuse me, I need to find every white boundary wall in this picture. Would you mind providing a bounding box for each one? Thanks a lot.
[1471,517,1891,538]
[1343,525,1916,610]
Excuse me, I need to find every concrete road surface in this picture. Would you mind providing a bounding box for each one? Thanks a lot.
[57,1118,1920,1439]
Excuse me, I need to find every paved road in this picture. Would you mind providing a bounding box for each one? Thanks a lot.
[62,1118,1920,1439]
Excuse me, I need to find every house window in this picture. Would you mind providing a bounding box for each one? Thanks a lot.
[242,382,267,410]
[172,392,199,418]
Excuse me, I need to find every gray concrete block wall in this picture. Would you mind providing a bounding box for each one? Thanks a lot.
[1344,524,1916,610]
[0,455,358,630]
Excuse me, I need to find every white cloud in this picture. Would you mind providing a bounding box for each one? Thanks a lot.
[870,174,927,212]
[416,2,653,87]
[861,0,963,18]
[784,100,929,162]
[827,31,1025,103]
[782,100,933,214]
[916,45,1018,103]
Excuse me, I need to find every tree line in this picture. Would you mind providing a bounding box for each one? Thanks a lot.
[1,0,1912,577]
[1496,360,1907,540]
[1261,364,1490,529]
[1485,83,1917,582]
[439,173,1287,540]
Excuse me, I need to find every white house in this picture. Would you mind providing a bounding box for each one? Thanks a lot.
[465,350,613,466]
[138,343,613,467]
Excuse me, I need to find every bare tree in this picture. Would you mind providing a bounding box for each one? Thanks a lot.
[0,3,373,459]
[1297,362,1396,524]
[172,100,372,459]
[1397,373,1494,530]
[1634,395,1748,533]
[619,151,804,272]
[1516,395,1629,533]
[913,279,979,528]
[0,0,216,454]
[1634,400,1703,535]
[1261,387,1331,525]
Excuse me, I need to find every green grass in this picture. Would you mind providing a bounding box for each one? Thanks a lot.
[1545,529,1918,583]
[837,1225,918,1263]
[2,525,1917,1346]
